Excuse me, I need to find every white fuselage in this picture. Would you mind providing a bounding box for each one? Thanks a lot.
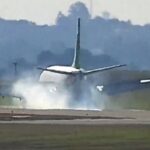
[39,66,83,84]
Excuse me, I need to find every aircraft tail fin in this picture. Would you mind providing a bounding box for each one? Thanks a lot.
[72,18,81,69]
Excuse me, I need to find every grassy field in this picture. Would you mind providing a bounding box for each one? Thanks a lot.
[0,124,150,150]
[0,96,21,108]
[102,89,150,110]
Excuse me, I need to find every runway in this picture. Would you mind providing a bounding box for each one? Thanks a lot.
[0,108,150,125]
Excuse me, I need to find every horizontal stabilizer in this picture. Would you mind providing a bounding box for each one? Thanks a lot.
[83,64,126,75]
[37,67,74,75]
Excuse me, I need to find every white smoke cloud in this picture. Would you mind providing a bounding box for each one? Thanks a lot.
[12,78,70,109]
[11,74,104,110]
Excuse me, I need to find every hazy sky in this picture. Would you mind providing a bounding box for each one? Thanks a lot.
[0,0,150,25]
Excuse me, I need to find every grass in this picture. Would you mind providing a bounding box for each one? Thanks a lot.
[105,89,150,110]
[0,96,21,108]
[0,124,150,150]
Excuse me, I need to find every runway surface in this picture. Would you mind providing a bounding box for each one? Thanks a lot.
[0,108,150,125]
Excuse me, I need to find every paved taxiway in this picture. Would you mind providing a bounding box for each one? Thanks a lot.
[0,108,150,125]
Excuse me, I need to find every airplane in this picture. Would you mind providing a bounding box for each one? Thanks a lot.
[38,18,126,99]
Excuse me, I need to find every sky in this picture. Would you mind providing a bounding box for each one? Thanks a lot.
[0,0,150,25]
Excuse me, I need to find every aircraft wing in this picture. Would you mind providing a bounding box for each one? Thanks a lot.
[83,64,126,75]
[37,67,74,75]
[140,79,150,83]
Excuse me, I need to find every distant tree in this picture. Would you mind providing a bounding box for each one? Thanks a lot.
[102,11,111,20]
[1,2,150,71]
[68,2,90,20]
[56,11,69,25]
[37,50,57,66]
